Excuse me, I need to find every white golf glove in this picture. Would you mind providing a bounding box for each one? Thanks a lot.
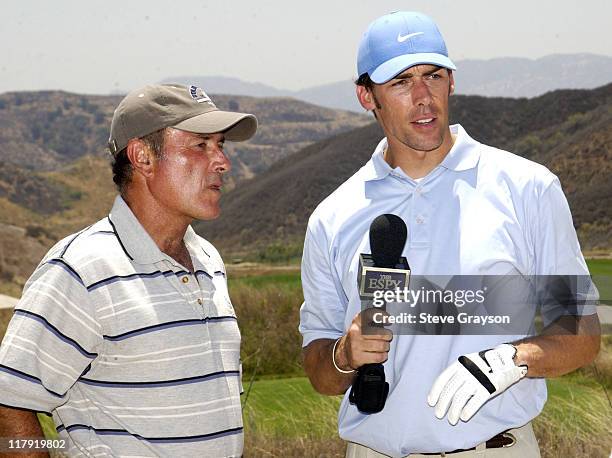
[427,344,528,425]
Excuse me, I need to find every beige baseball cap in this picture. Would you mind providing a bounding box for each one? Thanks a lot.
[108,83,258,155]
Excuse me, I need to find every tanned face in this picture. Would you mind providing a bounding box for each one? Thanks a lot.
[359,65,454,154]
[147,129,231,221]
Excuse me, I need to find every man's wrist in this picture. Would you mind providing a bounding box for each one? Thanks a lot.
[332,336,355,374]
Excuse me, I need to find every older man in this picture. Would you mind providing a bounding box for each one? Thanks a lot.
[300,11,599,458]
[0,84,256,457]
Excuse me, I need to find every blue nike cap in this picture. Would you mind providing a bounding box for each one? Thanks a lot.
[357,11,456,84]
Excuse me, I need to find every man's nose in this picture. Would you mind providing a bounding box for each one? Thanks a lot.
[411,77,433,106]
[214,149,231,174]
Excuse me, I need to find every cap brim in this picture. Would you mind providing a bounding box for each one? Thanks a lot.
[173,110,258,142]
[370,53,457,84]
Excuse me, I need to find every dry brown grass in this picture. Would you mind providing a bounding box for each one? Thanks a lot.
[228,263,301,278]
[245,421,611,458]
[580,335,612,387]
[533,336,612,457]
[244,424,611,458]
[534,381,611,457]
[534,419,611,458]
[231,281,304,377]
[244,436,345,458]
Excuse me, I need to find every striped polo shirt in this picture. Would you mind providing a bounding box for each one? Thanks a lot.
[0,196,243,457]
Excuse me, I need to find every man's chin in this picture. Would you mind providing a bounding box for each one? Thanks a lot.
[403,138,444,153]
[410,128,449,151]
[194,207,221,221]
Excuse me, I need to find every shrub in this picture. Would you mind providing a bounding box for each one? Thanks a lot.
[231,280,304,377]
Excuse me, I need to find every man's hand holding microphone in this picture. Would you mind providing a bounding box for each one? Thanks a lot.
[304,214,409,412]
[342,214,410,413]
[333,309,393,373]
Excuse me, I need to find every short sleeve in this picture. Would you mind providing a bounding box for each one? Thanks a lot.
[533,177,598,325]
[299,220,349,347]
[0,259,102,412]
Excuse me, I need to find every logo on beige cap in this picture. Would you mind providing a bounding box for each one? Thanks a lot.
[189,85,213,104]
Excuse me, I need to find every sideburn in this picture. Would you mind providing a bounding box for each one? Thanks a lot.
[369,89,382,121]
[372,91,382,110]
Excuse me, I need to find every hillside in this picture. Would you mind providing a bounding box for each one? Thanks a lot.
[0,85,610,294]
[196,84,612,256]
[0,91,369,186]
[450,84,612,149]
[195,122,383,256]
[0,91,367,294]
[0,161,81,214]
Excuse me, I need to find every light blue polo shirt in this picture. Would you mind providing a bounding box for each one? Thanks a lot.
[299,124,594,456]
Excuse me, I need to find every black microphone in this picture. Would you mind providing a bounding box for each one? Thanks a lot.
[358,214,410,299]
[370,214,408,268]
[350,214,409,414]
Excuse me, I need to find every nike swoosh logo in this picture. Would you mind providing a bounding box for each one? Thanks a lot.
[397,31,424,43]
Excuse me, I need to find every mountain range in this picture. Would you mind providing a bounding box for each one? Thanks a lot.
[0,92,367,295]
[0,83,610,295]
[195,83,612,258]
[0,91,368,186]
[163,53,612,112]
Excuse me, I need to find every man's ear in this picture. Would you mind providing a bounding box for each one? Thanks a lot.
[126,138,155,178]
[356,85,377,111]
[448,70,455,96]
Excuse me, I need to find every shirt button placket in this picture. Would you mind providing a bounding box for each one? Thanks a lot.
[181,274,204,316]
[197,274,213,317]
[411,185,430,244]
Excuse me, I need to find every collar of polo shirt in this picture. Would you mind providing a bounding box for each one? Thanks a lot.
[107,196,219,275]
[362,124,481,182]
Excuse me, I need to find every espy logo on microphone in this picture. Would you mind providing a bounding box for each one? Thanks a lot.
[368,275,403,290]
[360,267,410,298]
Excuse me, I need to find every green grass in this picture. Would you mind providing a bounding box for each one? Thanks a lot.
[242,377,340,439]
[231,261,611,290]
[230,272,301,289]
[242,375,612,435]
[37,413,58,439]
[587,259,612,275]
[245,243,304,265]
[587,259,612,305]
[549,378,604,399]
[36,377,341,441]
[37,373,611,435]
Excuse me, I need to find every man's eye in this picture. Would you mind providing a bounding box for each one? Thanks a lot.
[427,73,442,80]
[192,142,209,151]
[392,79,407,87]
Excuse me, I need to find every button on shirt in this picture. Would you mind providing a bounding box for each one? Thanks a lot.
[299,125,594,456]
[0,196,243,457]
